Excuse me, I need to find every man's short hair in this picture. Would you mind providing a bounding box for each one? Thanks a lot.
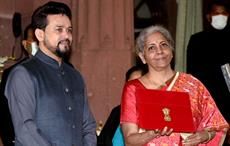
[206,0,230,14]
[31,1,71,30]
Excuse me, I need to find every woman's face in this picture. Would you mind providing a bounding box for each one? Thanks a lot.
[139,32,173,71]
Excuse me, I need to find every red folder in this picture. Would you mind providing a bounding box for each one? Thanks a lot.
[136,89,196,133]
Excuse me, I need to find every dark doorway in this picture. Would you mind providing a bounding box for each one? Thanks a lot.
[134,0,177,39]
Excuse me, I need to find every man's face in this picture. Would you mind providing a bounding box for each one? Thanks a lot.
[41,14,73,58]
[207,5,230,30]
[22,29,37,55]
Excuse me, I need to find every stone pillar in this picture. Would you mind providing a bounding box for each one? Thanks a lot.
[70,0,134,123]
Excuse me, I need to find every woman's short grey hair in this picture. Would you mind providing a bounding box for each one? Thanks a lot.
[136,25,174,53]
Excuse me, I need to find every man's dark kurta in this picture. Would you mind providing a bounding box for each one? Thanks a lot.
[5,50,97,146]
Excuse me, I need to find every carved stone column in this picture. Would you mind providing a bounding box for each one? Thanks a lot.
[70,0,134,123]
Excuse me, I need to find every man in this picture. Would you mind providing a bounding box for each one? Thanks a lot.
[0,24,38,146]
[21,24,38,57]
[5,1,97,146]
[187,0,230,145]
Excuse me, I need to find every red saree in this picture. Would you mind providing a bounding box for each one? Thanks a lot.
[120,72,229,146]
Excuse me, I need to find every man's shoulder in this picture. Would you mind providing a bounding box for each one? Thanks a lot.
[191,31,208,38]
[21,56,37,64]
[188,31,212,44]
[64,62,82,75]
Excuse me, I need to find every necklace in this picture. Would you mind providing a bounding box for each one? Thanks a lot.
[145,72,176,89]
[149,79,167,89]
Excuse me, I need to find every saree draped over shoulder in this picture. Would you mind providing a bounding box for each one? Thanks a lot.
[120,72,229,146]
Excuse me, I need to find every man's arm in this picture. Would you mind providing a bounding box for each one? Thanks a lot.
[5,66,51,146]
[82,88,97,146]
[187,35,196,73]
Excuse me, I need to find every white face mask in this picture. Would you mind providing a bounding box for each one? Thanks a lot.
[211,14,228,30]
[31,42,38,56]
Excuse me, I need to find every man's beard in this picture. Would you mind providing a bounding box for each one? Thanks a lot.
[55,39,71,61]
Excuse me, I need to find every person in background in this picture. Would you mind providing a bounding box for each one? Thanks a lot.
[120,25,229,146]
[4,1,96,146]
[97,65,147,146]
[187,1,230,144]
[0,24,38,146]
[21,24,38,57]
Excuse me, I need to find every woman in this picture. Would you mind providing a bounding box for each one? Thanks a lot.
[120,25,229,146]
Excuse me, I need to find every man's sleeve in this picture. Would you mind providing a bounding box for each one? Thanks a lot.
[5,66,51,146]
[187,35,196,73]
[82,87,97,146]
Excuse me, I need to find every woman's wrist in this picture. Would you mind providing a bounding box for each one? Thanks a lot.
[202,130,215,143]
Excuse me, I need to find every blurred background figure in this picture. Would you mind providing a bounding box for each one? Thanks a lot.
[187,1,230,144]
[21,24,38,57]
[97,65,147,146]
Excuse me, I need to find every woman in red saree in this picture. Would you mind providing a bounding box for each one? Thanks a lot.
[120,25,229,146]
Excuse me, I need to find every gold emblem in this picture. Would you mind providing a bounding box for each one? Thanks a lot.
[162,108,171,122]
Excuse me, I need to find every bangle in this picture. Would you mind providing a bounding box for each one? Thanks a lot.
[203,131,212,143]
[207,131,212,141]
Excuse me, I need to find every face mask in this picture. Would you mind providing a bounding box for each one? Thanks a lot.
[211,14,228,30]
[30,42,38,56]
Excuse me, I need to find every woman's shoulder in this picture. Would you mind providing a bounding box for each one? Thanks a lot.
[179,72,200,81]
[125,79,145,88]
[178,72,206,88]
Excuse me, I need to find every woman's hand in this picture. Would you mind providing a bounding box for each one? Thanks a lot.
[139,126,173,136]
[160,126,174,136]
[182,130,215,146]
[122,123,174,146]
